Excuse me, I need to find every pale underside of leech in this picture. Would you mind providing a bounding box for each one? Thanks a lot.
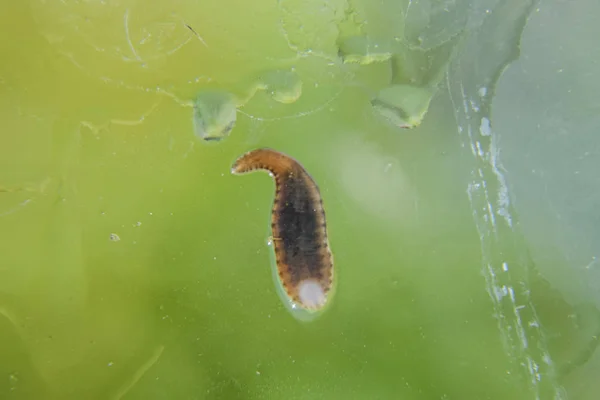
[231,148,334,311]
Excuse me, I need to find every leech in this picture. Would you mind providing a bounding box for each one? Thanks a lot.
[231,148,334,312]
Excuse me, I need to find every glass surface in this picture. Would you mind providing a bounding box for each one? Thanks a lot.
[1,0,598,398]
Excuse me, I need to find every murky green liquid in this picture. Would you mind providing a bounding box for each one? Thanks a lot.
[1,0,598,399]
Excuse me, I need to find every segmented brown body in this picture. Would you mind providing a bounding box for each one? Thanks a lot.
[231,148,334,310]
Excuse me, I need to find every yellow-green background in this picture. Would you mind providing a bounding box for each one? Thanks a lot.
[1,0,598,399]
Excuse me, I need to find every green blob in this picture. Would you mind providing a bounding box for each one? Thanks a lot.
[191,69,304,143]
[192,90,238,142]
[257,69,303,104]
[371,84,434,129]
[367,32,464,129]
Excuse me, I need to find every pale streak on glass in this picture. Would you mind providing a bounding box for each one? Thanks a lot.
[79,100,163,135]
[0,199,32,218]
[0,178,52,218]
[0,306,19,332]
[124,8,144,63]
[112,345,165,400]
[446,0,565,397]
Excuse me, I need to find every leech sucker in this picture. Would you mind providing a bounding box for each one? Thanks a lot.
[231,148,334,311]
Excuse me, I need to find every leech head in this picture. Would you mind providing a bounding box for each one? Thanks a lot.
[230,148,297,176]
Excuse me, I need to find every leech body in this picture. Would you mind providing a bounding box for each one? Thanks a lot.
[231,148,334,313]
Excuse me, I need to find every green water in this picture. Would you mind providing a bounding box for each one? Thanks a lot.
[1,0,598,399]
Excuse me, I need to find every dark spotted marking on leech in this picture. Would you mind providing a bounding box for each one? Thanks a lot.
[231,148,334,311]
